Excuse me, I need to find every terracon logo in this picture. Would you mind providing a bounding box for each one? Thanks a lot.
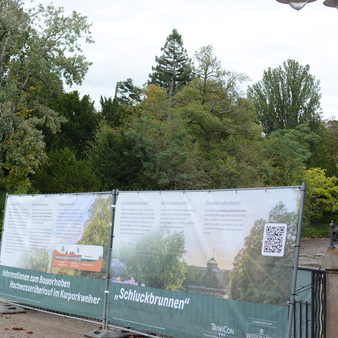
[211,323,235,336]
[245,328,272,338]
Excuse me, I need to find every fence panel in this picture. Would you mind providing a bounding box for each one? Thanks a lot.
[108,188,303,338]
[292,267,326,338]
[0,192,112,320]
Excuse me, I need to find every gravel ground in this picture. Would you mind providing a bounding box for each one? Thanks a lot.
[0,305,102,337]
[0,238,330,337]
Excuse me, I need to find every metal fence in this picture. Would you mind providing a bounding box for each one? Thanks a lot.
[292,267,326,338]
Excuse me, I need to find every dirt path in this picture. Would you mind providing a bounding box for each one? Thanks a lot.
[0,305,101,337]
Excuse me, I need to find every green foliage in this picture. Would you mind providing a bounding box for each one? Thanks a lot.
[0,0,92,193]
[194,45,248,105]
[262,124,321,186]
[229,202,298,305]
[194,45,224,82]
[87,122,145,191]
[118,229,186,290]
[89,69,267,191]
[248,59,322,135]
[303,168,338,231]
[301,224,330,238]
[0,191,6,233]
[149,29,192,100]
[32,148,98,193]
[173,79,264,188]
[90,84,209,191]
[1,0,92,103]
[0,103,47,192]
[1,9,333,235]
[44,91,99,156]
[99,79,142,128]
[193,45,224,102]
[100,96,125,127]
[307,120,338,176]
[126,84,209,189]
[115,78,143,105]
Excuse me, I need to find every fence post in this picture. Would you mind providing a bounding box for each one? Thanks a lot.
[287,182,306,338]
[322,236,338,338]
[103,189,119,329]
[85,190,124,338]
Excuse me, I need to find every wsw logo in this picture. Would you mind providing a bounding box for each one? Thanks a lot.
[246,328,272,338]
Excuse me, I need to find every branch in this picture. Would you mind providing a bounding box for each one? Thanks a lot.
[0,30,11,82]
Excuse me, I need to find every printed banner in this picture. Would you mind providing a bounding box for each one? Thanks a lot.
[0,266,104,319]
[108,187,302,337]
[0,192,112,317]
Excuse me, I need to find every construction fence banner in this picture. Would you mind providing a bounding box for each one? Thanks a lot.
[108,187,303,338]
[0,192,112,319]
[0,187,303,337]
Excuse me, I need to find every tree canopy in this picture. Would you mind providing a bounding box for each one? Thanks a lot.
[248,59,322,135]
[0,0,93,193]
[0,13,336,236]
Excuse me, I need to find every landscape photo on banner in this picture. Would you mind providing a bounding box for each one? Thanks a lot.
[0,192,112,318]
[107,187,302,338]
[0,193,112,277]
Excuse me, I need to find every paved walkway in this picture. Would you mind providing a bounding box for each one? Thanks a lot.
[299,237,330,267]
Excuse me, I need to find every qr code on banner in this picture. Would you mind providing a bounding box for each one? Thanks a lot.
[261,223,287,257]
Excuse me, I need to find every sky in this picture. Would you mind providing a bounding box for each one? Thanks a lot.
[37,0,338,120]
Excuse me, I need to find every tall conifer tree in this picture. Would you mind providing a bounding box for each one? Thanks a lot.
[149,29,192,100]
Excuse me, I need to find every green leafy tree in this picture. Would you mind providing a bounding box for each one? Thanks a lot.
[173,78,264,189]
[124,84,209,190]
[114,78,143,106]
[44,91,99,156]
[303,168,338,230]
[100,96,122,126]
[149,29,192,106]
[87,121,145,190]
[32,148,98,193]
[100,79,142,128]
[91,84,208,191]
[0,103,47,192]
[0,1,93,192]
[248,59,322,134]
[118,229,186,290]
[193,45,224,101]
[229,202,298,305]
[193,45,248,104]
[307,120,338,176]
[194,45,223,83]
[262,124,321,186]
[1,0,92,106]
